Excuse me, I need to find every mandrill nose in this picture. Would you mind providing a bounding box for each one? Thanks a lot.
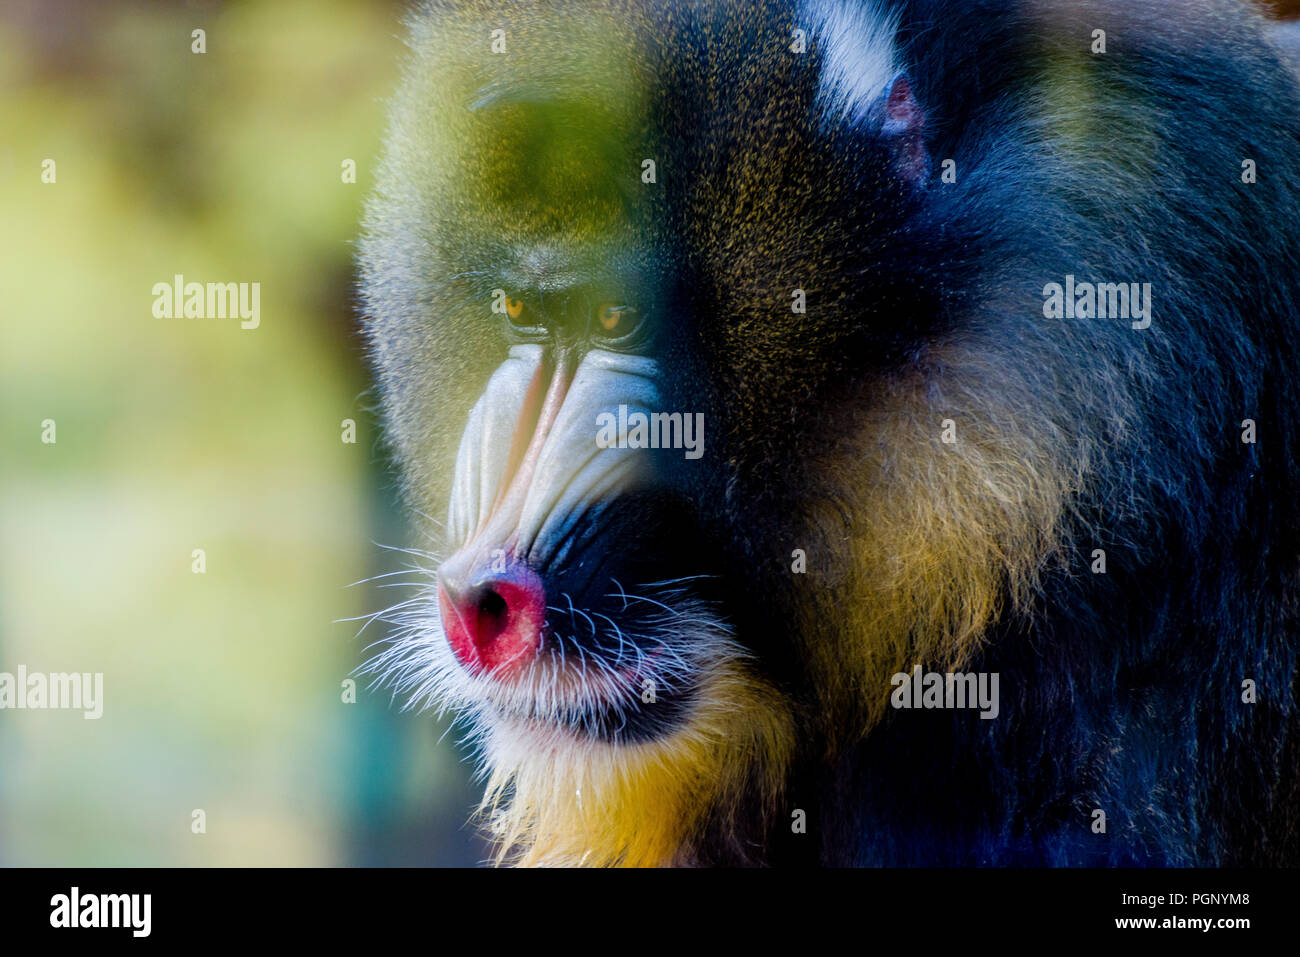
[436,558,546,677]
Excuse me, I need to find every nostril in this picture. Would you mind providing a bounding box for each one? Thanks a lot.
[477,588,507,620]
[475,588,510,643]
[437,559,546,677]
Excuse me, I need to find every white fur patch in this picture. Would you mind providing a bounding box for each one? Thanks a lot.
[801,0,902,122]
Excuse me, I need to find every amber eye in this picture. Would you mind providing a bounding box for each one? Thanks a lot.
[596,303,639,338]
[506,297,525,320]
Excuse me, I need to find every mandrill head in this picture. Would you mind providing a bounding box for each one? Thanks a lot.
[358,0,1078,865]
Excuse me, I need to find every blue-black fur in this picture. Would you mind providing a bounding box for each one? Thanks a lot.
[795,0,1300,866]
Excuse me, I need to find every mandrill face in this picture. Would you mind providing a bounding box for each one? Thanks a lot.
[433,336,719,744]
[359,0,1080,865]
[367,4,750,748]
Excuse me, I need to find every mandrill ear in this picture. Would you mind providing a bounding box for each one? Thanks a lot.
[878,72,930,189]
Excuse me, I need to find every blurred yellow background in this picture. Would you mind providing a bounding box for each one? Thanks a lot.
[0,0,483,865]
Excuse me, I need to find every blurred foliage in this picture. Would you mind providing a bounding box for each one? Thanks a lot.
[0,0,483,865]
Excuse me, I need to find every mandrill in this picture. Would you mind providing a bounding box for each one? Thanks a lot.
[358,0,1300,866]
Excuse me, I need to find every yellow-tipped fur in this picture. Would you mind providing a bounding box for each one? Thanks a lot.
[479,661,795,866]
[800,343,1080,745]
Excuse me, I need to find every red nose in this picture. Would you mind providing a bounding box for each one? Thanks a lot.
[437,560,546,677]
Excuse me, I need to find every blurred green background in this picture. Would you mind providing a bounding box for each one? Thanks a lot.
[0,0,484,865]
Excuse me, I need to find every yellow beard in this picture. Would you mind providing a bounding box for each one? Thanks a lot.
[479,660,795,867]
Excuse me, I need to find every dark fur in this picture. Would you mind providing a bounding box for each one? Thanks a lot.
[812,0,1300,867]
